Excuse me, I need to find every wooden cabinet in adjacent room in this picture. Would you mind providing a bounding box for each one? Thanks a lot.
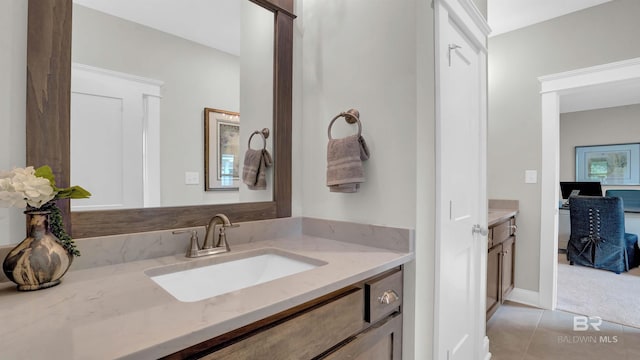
[486,215,516,320]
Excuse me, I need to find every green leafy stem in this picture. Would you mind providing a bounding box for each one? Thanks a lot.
[39,202,80,256]
[35,165,92,200]
[34,165,91,257]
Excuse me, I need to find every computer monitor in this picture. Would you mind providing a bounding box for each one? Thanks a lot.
[560,181,603,199]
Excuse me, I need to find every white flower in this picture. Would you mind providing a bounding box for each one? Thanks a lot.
[0,166,56,209]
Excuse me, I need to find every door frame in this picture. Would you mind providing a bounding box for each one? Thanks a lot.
[434,0,490,358]
[538,57,640,309]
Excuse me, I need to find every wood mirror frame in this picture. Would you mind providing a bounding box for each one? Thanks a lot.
[26,0,294,238]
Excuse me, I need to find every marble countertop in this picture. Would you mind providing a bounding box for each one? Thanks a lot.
[488,199,519,227]
[488,209,518,227]
[0,235,413,359]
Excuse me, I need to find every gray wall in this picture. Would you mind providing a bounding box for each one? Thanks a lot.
[489,0,640,292]
[300,0,418,228]
[560,104,640,182]
[299,0,435,357]
[0,0,27,245]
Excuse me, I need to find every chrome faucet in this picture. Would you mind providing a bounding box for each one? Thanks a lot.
[172,214,239,258]
[203,214,238,250]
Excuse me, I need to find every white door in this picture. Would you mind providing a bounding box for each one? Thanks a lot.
[434,1,488,359]
[70,64,162,211]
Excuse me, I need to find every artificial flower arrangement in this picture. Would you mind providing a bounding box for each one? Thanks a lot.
[0,165,90,256]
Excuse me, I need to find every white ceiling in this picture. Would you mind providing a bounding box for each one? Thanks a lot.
[73,0,241,56]
[488,0,613,36]
[560,79,640,114]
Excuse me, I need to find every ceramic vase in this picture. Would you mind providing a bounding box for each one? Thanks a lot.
[2,210,73,291]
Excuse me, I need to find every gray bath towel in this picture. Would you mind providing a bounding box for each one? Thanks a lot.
[326,135,370,193]
[242,149,273,190]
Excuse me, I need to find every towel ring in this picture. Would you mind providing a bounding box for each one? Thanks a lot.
[328,108,362,140]
[248,128,270,150]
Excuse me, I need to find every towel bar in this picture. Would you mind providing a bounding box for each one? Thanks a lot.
[248,128,269,150]
[328,108,362,139]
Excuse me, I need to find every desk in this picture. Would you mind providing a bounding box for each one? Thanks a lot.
[558,208,640,249]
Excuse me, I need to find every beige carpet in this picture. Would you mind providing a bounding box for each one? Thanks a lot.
[557,255,640,329]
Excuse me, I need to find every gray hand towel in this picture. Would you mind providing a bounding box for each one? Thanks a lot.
[242,149,273,190]
[326,135,369,193]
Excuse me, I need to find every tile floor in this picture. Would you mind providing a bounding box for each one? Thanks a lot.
[486,301,640,360]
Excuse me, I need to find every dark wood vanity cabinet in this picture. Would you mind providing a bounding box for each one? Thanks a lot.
[321,313,402,360]
[163,267,403,360]
[486,216,516,320]
[320,270,403,360]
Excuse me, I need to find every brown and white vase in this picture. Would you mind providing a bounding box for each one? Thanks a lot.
[2,210,73,291]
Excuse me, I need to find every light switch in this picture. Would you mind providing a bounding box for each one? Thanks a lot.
[525,170,537,184]
[185,171,199,185]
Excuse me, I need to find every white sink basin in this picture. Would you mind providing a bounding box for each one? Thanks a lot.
[145,248,326,302]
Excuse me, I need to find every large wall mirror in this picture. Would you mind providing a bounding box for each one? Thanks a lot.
[26,0,294,238]
[71,0,274,209]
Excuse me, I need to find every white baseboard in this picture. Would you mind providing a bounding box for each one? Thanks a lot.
[506,288,540,308]
[482,336,491,360]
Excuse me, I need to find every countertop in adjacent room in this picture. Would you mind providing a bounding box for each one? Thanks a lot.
[488,199,519,227]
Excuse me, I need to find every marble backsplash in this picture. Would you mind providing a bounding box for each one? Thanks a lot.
[302,217,414,253]
[0,217,413,283]
[489,199,519,211]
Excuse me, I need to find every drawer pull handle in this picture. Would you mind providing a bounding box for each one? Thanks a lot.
[510,225,518,234]
[378,290,400,305]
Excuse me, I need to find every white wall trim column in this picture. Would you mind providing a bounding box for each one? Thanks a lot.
[538,91,560,310]
[143,94,162,207]
[538,57,640,310]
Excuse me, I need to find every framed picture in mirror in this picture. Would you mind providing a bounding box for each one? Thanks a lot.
[205,108,241,191]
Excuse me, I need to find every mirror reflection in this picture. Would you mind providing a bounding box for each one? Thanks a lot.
[70,0,274,211]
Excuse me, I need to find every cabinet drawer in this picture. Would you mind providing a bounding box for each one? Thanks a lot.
[201,288,364,360]
[365,268,403,324]
[320,313,403,360]
[491,218,514,245]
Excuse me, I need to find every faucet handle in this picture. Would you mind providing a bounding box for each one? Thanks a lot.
[172,229,201,257]
[215,227,232,251]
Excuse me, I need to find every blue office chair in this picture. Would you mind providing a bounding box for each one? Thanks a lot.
[567,196,639,273]
[605,189,640,211]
